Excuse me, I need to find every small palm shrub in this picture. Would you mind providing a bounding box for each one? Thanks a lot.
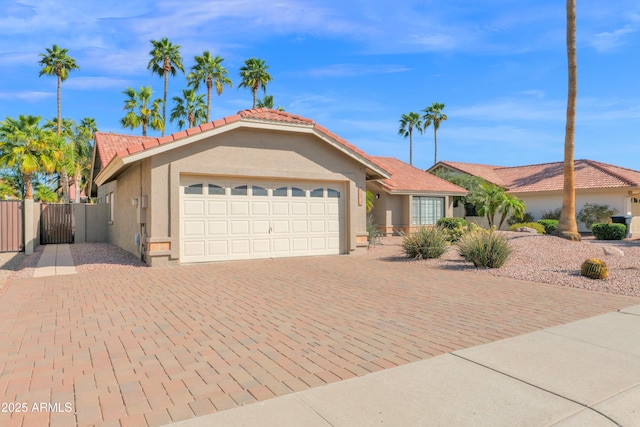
[508,222,545,234]
[591,223,626,240]
[537,219,558,234]
[402,226,449,259]
[580,258,608,279]
[457,229,512,268]
[366,215,382,245]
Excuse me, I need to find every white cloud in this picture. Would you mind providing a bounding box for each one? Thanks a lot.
[65,77,132,90]
[304,64,410,79]
[0,91,53,102]
[592,26,638,52]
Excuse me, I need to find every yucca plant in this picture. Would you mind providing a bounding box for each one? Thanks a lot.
[458,229,512,268]
[402,226,449,259]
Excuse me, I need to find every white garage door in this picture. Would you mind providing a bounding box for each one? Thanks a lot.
[180,177,345,262]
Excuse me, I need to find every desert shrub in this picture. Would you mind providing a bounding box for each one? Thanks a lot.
[507,211,535,226]
[591,223,626,240]
[577,203,618,230]
[457,229,512,268]
[437,217,468,230]
[537,219,558,234]
[402,226,449,259]
[508,222,545,234]
[580,258,608,279]
[366,215,382,245]
[540,208,562,220]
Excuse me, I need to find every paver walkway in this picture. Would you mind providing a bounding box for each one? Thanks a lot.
[0,243,638,426]
[33,244,77,277]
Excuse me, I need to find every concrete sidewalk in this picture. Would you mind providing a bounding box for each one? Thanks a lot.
[32,244,76,277]
[167,305,640,427]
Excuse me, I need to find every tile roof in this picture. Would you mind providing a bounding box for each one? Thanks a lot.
[94,109,390,177]
[373,157,467,194]
[436,160,640,192]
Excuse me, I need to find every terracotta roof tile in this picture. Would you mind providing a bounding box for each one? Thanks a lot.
[438,160,640,192]
[94,110,390,178]
[374,157,467,194]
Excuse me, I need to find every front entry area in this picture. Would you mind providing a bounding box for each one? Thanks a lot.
[180,177,345,262]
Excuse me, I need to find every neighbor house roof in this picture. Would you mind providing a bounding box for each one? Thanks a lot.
[432,160,640,193]
[93,109,391,186]
[373,157,467,195]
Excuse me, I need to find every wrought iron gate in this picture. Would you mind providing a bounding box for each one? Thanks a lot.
[0,200,23,252]
[40,203,74,244]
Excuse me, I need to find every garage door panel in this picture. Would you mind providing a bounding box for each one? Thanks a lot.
[291,203,307,215]
[184,220,205,236]
[181,178,343,262]
[252,201,269,215]
[230,201,249,215]
[184,200,205,216]
[184,241,205,257]
[252,220,270,234]
[309,220,325,233]
[207,201,226,215]
[208,221,227,235]
[272,202,289,215]
[230,220,250,235]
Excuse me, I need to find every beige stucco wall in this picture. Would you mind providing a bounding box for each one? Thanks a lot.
[135,127,368,263]
[513,188,631,232]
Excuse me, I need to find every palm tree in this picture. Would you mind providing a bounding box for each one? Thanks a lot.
[38,44,79,136]
[556,0,581,241]
[147,38,184,136]
[256,94,285,111]
[0,115,56,199]
[398,112,423,166]
[187,51,232,122]
[121,86,164,136]
[73,118,98,202]
[497,194,525,230]
[44,117,75,202]
[423,102,447,165]
[170,89,207,129]
[239,58,272,108]
[476,182,506,228]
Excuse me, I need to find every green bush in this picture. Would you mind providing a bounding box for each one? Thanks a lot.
[507,212,534,226]
[366,215,382,245]
[402,226,449,259]
[591,223,626,240]
[457,229,513,268]
[437,217,468,230]
[540,208,562,220]
[577,203,618,230]
[537,219,558,234]
[508,222,546,234]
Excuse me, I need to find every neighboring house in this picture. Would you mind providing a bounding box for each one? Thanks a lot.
[91,109,395,265]
[367,157,467,235]
[429,160,640,234]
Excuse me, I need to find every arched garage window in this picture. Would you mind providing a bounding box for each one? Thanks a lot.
[184,184,203,195]
[412,197,444,225]
[252,186,268,196]
[292,187,305,197]
[231,185,248,196]
[310,188,324,197]
[327,189,340,198]
[273,187,288,197]
[208,184,224,195]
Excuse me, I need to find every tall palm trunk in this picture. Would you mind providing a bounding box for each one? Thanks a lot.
[57,73,62,136]
[24,173,33,200]
[433,127,437,165]
[556,0,581,241]
[252,87,258,109]
[206,78,212,122]
[409,129,413,165]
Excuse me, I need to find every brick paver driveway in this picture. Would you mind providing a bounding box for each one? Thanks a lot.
[1,242,639,426]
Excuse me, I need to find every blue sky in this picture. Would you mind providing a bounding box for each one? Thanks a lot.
[1,0,639,170]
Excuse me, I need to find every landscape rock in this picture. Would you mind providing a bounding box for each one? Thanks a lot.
[602,246,624,257]
[515,227,539,234]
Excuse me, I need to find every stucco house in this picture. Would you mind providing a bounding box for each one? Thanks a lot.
[367,157,467,235]
[429,160,640,234]
[91,109,465,265]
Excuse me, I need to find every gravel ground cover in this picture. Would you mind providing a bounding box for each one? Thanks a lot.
[69,242,147,273]
[396,232,640,297]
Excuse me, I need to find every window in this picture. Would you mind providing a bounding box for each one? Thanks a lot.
[109,192,115,222]
[231,185,248,196]
[184,184,203,195]
[208,184,224,195]
[327,189,340,198]
[273,187,288,197]
[292,187,305,197]
[252,186,268,196]
[412,197,444,225]
[310,188,324,198]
